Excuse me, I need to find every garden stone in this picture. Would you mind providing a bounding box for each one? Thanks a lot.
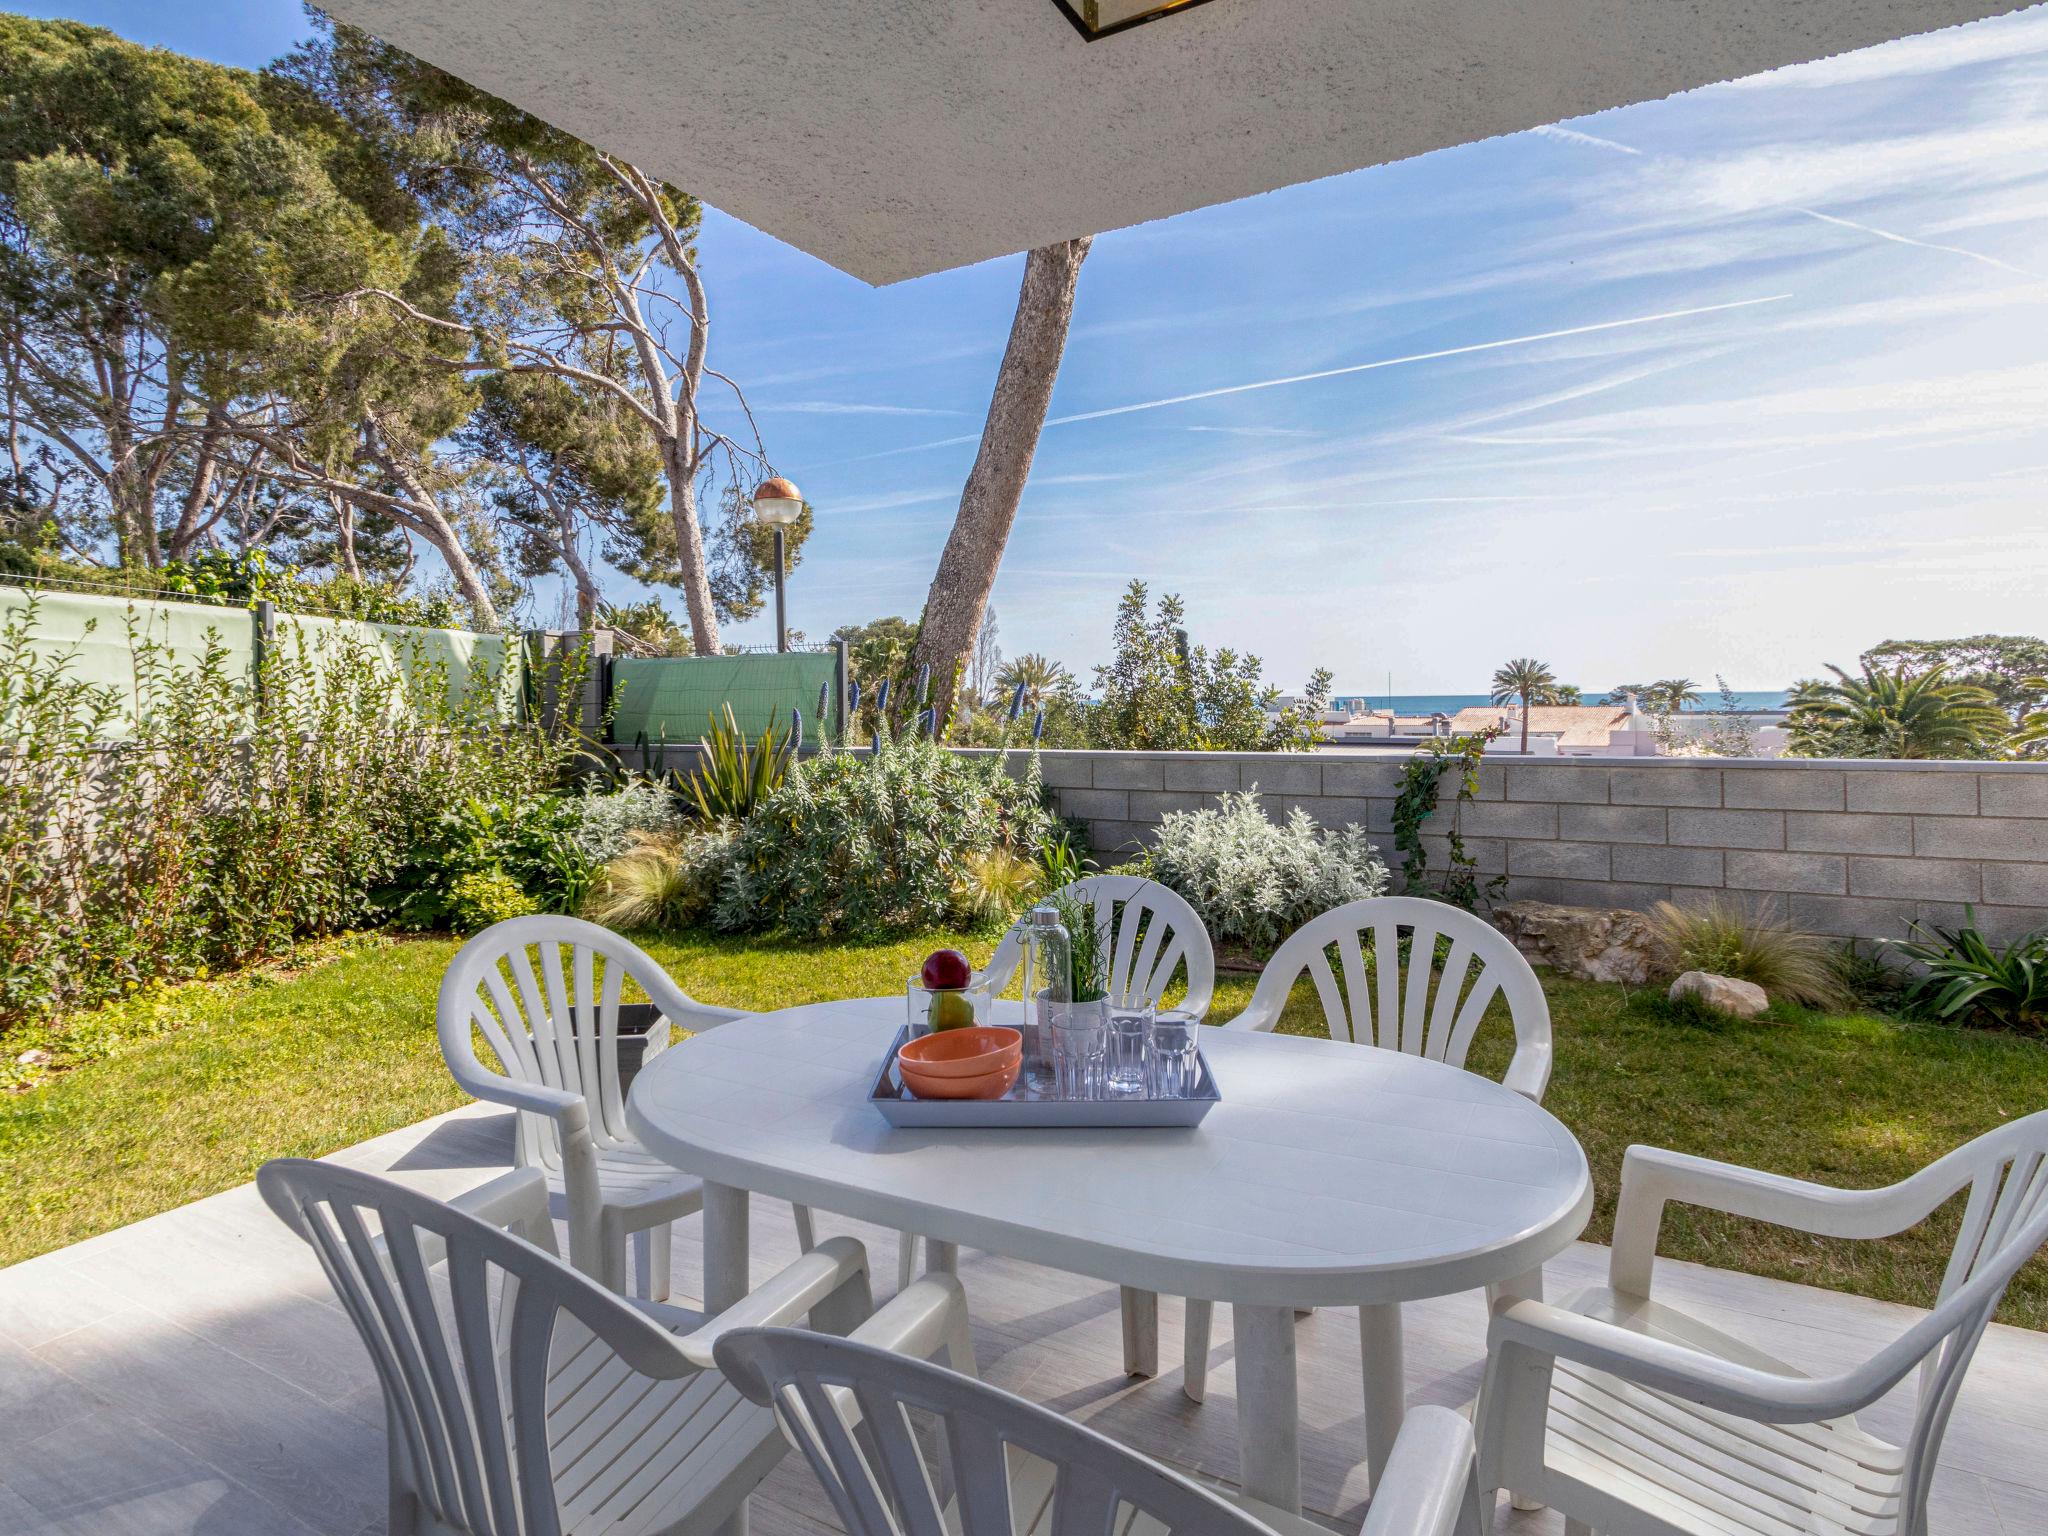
[14,1047,51,1066]
[1493,900,1663,985]
[1669,971,1769,1018]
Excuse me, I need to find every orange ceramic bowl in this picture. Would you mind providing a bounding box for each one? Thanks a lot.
[899,1055,1020,1101]
[896,1026,1022,1079]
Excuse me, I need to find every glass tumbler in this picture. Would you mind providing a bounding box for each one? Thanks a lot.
[1105,1004,1152,1096]
[1048,1006,1106,1100]
[1147,1009,1201,1098]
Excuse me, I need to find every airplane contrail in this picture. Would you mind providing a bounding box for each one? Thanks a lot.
[1794,207,2046,281]
[829,293,1792,463]
[1041,295,1791,426]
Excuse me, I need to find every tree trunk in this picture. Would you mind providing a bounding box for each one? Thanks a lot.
[1519,692,1530,753]
[908,238,1091,725]
[663,440,722,655]
[374,449,500,630]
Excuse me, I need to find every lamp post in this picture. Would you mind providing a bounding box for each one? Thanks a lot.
[751,477,803,651]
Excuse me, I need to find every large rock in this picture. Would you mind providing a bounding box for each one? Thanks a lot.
[1493,901,1664,985]
[1669,971,1769,1018]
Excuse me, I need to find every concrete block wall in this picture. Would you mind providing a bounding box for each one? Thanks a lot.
[975,751,2048,944]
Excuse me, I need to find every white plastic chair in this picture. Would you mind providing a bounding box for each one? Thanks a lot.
[904,874,1218,1372]
[1476,1110,2048,1536]
[715,1283,1484,1536]
[257,1158,884,1536]
[438,914,815,1301]
[1184,895,1554,1485]
[980,873,1217,1020]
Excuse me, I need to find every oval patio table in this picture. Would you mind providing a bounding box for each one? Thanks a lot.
[627,996,1591,1514]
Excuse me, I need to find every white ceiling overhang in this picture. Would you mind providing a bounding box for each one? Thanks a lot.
[319,0,2029,284]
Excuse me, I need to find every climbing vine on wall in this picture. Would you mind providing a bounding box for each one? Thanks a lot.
[1390,730,1507,911]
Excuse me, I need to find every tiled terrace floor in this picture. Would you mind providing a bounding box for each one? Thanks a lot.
[2,1103,2044,1535]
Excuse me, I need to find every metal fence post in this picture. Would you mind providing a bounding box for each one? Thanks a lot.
[253,599,276,713]
[834,639,851,743]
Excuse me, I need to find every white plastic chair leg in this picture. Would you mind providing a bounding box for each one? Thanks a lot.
[793,1202,817,1253]
[926,1239,958,1276]
[1184,1298,1214,1402]
[895,1230,919,1293]
[645,1222,673,1302]
[1564,1521,1594,1536]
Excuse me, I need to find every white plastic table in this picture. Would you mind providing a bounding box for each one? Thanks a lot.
[628,997,1591,1513]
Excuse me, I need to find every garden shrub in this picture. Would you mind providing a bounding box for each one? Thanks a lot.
[0,597,582,1029]
[565,776,681,864]
[377,795,594,931]
[1141,788,1388,953]
[713,738,1058,938]
[444,870,540,933]
[586,829,736,932]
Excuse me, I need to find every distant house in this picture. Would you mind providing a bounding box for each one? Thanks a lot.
[1444,704,1655,756]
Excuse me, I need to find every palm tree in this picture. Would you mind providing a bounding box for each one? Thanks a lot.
[1490,657,1563,753]
[996,652,1071,708]
[1653,678,1702,712]
[1791,662,2007,759]
[2003,676,2047,758]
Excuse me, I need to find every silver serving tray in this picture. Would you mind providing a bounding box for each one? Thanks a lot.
[868,1025,1219,1129]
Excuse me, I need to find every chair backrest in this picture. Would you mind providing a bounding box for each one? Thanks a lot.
[259,1158,701,1536]
[718,1327,1482,1536]
[718,1327,1292,1536]
[438,914,716,1166]
[1234,897,1551,1099]
[983,875,1216,1018]
[1891,1111,2048,1533]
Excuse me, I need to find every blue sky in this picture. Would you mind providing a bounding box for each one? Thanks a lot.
[17,2,2048,691]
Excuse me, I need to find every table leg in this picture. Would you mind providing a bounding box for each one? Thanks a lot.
[703,1182,751,1313]
[1120,1287,1159,1378]
[1359,1302,1405,1495]
[702,1183,752,1536]
[1491,1267,1549,1512]
[1233,1304,1301,1514]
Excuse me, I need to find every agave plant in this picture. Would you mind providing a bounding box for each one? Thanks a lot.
[682,704,792,824]
[1888,908,2048,1031]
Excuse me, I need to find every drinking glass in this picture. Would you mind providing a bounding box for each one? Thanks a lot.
[906,976,989,1036]
[1147,1009,1201,1098]
[1105,1004,1152,1096]
[1049,1007,1106,1100]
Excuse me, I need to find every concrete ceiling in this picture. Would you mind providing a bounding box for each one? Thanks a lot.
[319,0,2028,285]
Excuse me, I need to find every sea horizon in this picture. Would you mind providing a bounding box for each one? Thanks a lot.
[1327,690,1793,715]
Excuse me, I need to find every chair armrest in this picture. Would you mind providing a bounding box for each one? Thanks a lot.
[1358,1406,1480,1536]
[676,1236,872,1368]
[1489,1299,1876,1424]
[848,1274,974,1370]
[1610,1144,1940,1294]
[393,1168,558,1271]
[447,1065,590,1129]
[1502,1040,1551,1102]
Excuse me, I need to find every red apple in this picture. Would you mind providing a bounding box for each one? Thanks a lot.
[921,948,972,991]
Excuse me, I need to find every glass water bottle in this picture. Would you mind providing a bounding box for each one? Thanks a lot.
[1019,904,1071,1090]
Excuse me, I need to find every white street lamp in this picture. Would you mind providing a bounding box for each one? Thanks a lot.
[751,477,802,651]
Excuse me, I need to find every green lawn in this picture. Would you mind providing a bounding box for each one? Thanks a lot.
[5,930,2046,1328]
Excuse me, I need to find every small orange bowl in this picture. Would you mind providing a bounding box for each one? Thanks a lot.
[900,1055,1020,1101]
[896,1025,1022,1079]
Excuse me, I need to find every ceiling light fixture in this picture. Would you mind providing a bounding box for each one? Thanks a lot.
[1048,0,1220,42]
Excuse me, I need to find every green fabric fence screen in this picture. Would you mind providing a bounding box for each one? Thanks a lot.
[1,584,522,737]
[608,651,844,747]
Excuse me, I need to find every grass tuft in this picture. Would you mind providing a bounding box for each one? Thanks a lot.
[1648,896,1848,1010]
